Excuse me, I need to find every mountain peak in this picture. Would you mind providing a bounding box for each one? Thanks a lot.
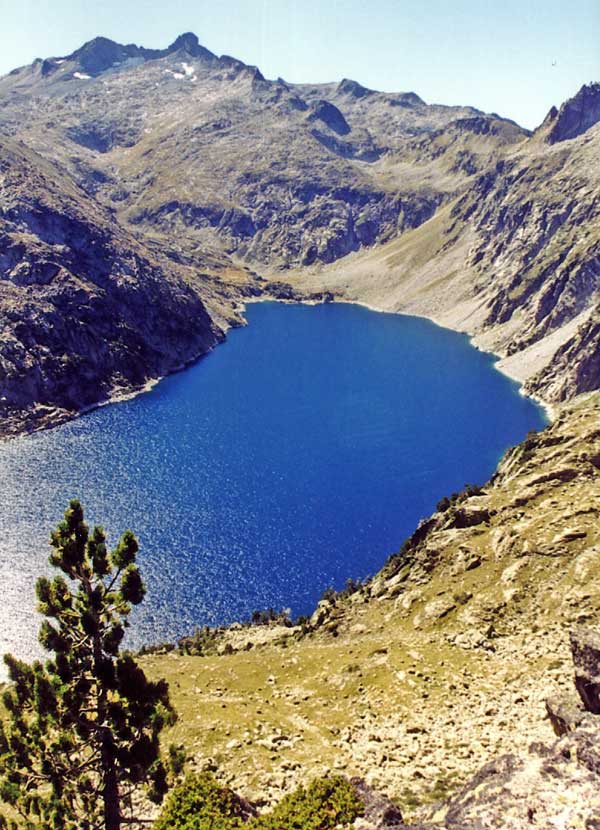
[543,82,600,143]
[168,32,199,52]
[337,78,372,99]
[56,32,216,78]
[66,36,141,76]
[167,32,216,61]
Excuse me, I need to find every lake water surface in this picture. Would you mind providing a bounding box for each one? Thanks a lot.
[0,302,547,663]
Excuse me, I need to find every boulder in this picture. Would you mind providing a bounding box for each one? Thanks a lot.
[309,600,331,628]
[570,627,600,713]
[436,723,600,828]
[545,695,587,736]
[350,777,403,828]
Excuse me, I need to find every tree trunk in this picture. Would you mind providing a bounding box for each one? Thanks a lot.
[102,728,121,830]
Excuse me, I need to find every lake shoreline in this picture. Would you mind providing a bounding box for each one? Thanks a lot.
[0,286,554,445]
[243,292,555,423]
[0,299,548,666]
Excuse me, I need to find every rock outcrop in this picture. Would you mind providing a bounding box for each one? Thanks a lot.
[0,137,226,436]
[419,717,600,829]
[543,82,600,143]
[351,778,404,829]
[545,694,587,736]
[570,627,600,714]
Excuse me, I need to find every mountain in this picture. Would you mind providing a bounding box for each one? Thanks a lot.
[0,33,599,432]
[295,85,600,406]
[0,31,524,268]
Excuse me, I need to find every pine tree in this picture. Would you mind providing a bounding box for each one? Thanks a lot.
[0,500,176,830]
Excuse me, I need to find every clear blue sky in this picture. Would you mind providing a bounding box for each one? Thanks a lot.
[1,0,599,129]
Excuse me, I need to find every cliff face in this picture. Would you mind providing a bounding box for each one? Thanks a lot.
[527,308,600,401]
[0,138,225,435]
[450,125,600,402]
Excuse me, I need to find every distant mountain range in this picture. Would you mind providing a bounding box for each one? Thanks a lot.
[0,33,599,435]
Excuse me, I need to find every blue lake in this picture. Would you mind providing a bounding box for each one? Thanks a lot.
[0,301,547,663]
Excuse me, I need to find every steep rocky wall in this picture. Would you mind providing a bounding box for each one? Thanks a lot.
[0,139,222,436]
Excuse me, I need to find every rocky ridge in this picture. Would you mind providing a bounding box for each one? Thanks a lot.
[541,82,600,144]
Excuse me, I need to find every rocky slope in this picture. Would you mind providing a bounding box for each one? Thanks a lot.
[351,628,600,830]
[141,391,600,821]
[294,86,600,405]
[402,627,600,829]
[0,135,249,435]
[150,625,600,829]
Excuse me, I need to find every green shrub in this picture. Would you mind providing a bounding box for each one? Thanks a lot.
[258,775,363,829]
[156,772,363,830]
[154,772,249,830]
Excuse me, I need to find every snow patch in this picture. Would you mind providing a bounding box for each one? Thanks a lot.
[163,64,197,82]
[73,72,91,80]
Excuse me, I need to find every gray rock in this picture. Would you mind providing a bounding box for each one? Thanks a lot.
[545,82,600,143]
[545,694,587,736]
[435,719,600,828]
[570,627,600,713]
[350,777,403,828]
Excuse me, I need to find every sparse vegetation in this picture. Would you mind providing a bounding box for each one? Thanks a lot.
[318,577,365,607]
[436,482,484,513]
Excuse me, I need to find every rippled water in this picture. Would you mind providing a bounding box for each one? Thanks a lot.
[0,302,547,666]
